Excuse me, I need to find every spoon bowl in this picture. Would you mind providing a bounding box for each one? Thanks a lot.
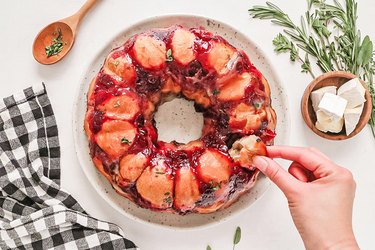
[32,0,97,65]
[33,22,74,65]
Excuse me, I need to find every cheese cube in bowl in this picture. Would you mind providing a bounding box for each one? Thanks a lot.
[338,78,366,108]
[310,86,337,112]
[344,104,364,136]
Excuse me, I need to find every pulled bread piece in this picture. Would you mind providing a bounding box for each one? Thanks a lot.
[229,135,267,170]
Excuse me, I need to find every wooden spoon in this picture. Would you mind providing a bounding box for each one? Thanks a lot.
[33,0,97,65]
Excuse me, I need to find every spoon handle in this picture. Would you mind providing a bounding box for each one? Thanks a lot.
[63,0,97,32]
[75,0,97,22]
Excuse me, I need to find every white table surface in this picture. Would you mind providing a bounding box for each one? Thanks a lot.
[1,0,375,249]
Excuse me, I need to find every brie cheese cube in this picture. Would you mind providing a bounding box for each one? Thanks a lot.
[315,110,344,133]
[310,86,337,111]
[337,78,366,108]
[344,104,364,136]
[317,93,347,120]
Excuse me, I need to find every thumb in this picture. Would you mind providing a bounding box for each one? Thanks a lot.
[253,156,299,194]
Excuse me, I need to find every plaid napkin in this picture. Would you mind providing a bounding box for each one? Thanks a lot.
[0,84,138,249]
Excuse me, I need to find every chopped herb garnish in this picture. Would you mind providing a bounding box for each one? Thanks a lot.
[254,102,261,109]
[210,180,222,191]
[233,226,241,249]
[45,29,64,58]
[164,192,170,196]
[114,100,121,108]
[112,60,120,66]
[121,137,131,144]
[206,245,212,250]
[212,89,220,95]
[166,48,174,62]
[155,171,166,175]
[256,138,262,143]
[163,196,172,204]
[166,48,172,57]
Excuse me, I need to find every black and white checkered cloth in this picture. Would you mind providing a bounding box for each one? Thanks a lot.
[0,84,138,249]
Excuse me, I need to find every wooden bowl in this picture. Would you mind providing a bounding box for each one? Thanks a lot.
[301,71,372,140]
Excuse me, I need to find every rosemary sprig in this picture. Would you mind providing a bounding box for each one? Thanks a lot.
[249,0,375,138]
[272,33,315,77]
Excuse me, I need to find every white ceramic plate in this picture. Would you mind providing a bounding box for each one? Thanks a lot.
[73,15,290,229]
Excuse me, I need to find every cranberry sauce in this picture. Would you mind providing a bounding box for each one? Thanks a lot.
[89,110,104,134]
[134,67,164,96]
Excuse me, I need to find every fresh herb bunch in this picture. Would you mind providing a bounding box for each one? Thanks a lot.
[249,0,375,138]
[45,29,64,57]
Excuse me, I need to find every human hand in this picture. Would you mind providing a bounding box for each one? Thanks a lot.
[253,146,359,250]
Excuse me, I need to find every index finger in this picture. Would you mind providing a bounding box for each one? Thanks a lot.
[267,146,335,174]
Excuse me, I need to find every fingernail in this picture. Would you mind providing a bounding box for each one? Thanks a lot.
[253,156,269,172]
